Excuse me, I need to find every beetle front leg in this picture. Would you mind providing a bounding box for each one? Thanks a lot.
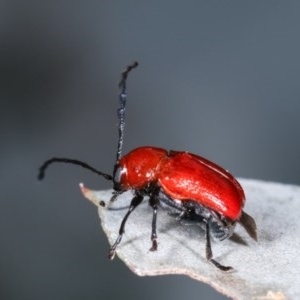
[109,193,143,259]
[205,221,233,272]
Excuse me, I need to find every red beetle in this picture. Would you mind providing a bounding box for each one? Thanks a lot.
[39,62,257,271]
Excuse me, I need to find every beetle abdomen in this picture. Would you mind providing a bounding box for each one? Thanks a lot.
[158,151,244,220]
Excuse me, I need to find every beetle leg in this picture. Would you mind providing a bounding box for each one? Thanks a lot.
[108,193,143,259]
[150,203,158,251]
[205,221,233,271]
[149,189,160,251]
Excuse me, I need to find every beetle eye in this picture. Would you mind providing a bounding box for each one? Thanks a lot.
[113,165,122,184]
[113,164,127,192]
[113,164,127,184]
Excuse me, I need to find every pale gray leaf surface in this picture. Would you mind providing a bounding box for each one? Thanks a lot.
[80,179,300,300]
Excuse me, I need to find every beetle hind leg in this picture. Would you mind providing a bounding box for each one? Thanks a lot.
[205,221,233,272]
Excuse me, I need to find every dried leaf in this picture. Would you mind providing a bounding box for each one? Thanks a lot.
[80,179,300,300]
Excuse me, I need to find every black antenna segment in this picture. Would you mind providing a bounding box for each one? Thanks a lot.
[116,61,139,162]
[38,158,113,181]
[37,62,138,181]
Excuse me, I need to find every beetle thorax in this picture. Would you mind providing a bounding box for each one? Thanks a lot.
[113,146,168,190]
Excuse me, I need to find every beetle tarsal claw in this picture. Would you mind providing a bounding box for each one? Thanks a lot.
[150,239,158,252]
[210,259,233,272]
[108,249,116,260]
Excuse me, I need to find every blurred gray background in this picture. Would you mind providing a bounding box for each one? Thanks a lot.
[1,1,300,299]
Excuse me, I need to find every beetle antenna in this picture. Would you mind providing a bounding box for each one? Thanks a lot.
[38,158,113,181]
[116,61,139,162]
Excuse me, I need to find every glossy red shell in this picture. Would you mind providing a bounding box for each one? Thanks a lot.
[118,146,245,220]
[118,147,168,189]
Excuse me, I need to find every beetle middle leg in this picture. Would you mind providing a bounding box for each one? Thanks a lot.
[205,220,232,271]
[149,187,160,251]
[108,192,143,259]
